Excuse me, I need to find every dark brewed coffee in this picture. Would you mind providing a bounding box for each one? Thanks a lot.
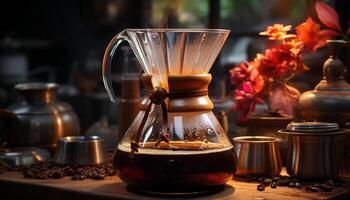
[113,141,237,192]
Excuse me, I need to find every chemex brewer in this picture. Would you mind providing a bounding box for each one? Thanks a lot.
[102,29,237,193]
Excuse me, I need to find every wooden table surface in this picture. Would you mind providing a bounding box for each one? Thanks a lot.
[1,171,350,200]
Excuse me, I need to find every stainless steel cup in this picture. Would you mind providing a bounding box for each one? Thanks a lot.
[233,136,282,177]
[54,136,105,166]
[0,147,51,167]
[279,122,346,180]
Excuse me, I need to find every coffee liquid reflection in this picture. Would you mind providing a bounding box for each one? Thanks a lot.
[114,141,237,192]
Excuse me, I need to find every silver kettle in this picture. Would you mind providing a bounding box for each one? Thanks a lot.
[0,83,80,153]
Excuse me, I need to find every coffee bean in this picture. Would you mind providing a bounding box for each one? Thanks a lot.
[326,180,335,187]
[289,182,296,188]
[295,182,303,189]
[305,186,319,192]
[93,173,105,180]
[271,182,277,188]
[258,177,265,183]
[310,186,319,192]
[52,171,63,179]
[271,177,280,182]
[262,180,271,186]
[257,184,265,191]
[305,186,312,191]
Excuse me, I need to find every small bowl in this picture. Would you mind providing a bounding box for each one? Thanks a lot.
[233,136,282,177]
[0,147,51,167]
[54,136,105,166]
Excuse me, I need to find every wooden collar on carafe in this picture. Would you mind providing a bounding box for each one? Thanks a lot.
[140,73,213,112]
[130,73,213,153]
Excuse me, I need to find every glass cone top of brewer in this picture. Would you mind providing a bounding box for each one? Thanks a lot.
[123,29,230,88]
[102,29,236,192]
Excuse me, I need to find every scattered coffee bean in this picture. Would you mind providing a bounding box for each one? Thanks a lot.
[258,177,265,183]
[262,180,272,186]
[79,175,85,180]
[257,184,265,191]
[52,171,63,179]
[310,186,319,192]
[93,173,105,180]
[289,182,296,188]
[305,185,319,192]
[295,182,302,189]
[326,180,335,187]
[305,186,312,191]
[271,182,277,188]
[271,177,280,182]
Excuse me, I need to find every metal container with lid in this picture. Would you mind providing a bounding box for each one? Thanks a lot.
[296,40,350,176]
[0,83,80,153]
[279,122,347,180]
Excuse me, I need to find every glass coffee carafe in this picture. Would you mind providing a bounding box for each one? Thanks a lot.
[102,29,237,193]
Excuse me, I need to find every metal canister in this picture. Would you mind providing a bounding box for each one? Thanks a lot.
[233,136,282,177]
[279,122,346,180]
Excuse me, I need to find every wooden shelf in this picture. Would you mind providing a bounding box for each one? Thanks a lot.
[1,171,350,200]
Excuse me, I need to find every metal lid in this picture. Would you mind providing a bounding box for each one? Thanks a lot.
[286,122,339,133]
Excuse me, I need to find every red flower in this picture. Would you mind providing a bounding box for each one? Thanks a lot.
[230,62,264,123]
[296,18,338,52]
[229,62,250,85]
[234,81,263,123]
[230,62,264,93]
[256,42,306,80]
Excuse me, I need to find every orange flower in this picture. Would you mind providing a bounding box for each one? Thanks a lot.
[260,24,296,40]
[296,18,339,52]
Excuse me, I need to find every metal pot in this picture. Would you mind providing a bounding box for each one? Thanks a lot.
[0,83,80,153]
[296,40,350,176]
[279,122,346,180]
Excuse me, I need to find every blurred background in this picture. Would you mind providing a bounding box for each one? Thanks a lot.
[0,0,349,135]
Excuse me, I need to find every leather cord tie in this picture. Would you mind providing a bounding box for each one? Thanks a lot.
[130,87,208,153]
